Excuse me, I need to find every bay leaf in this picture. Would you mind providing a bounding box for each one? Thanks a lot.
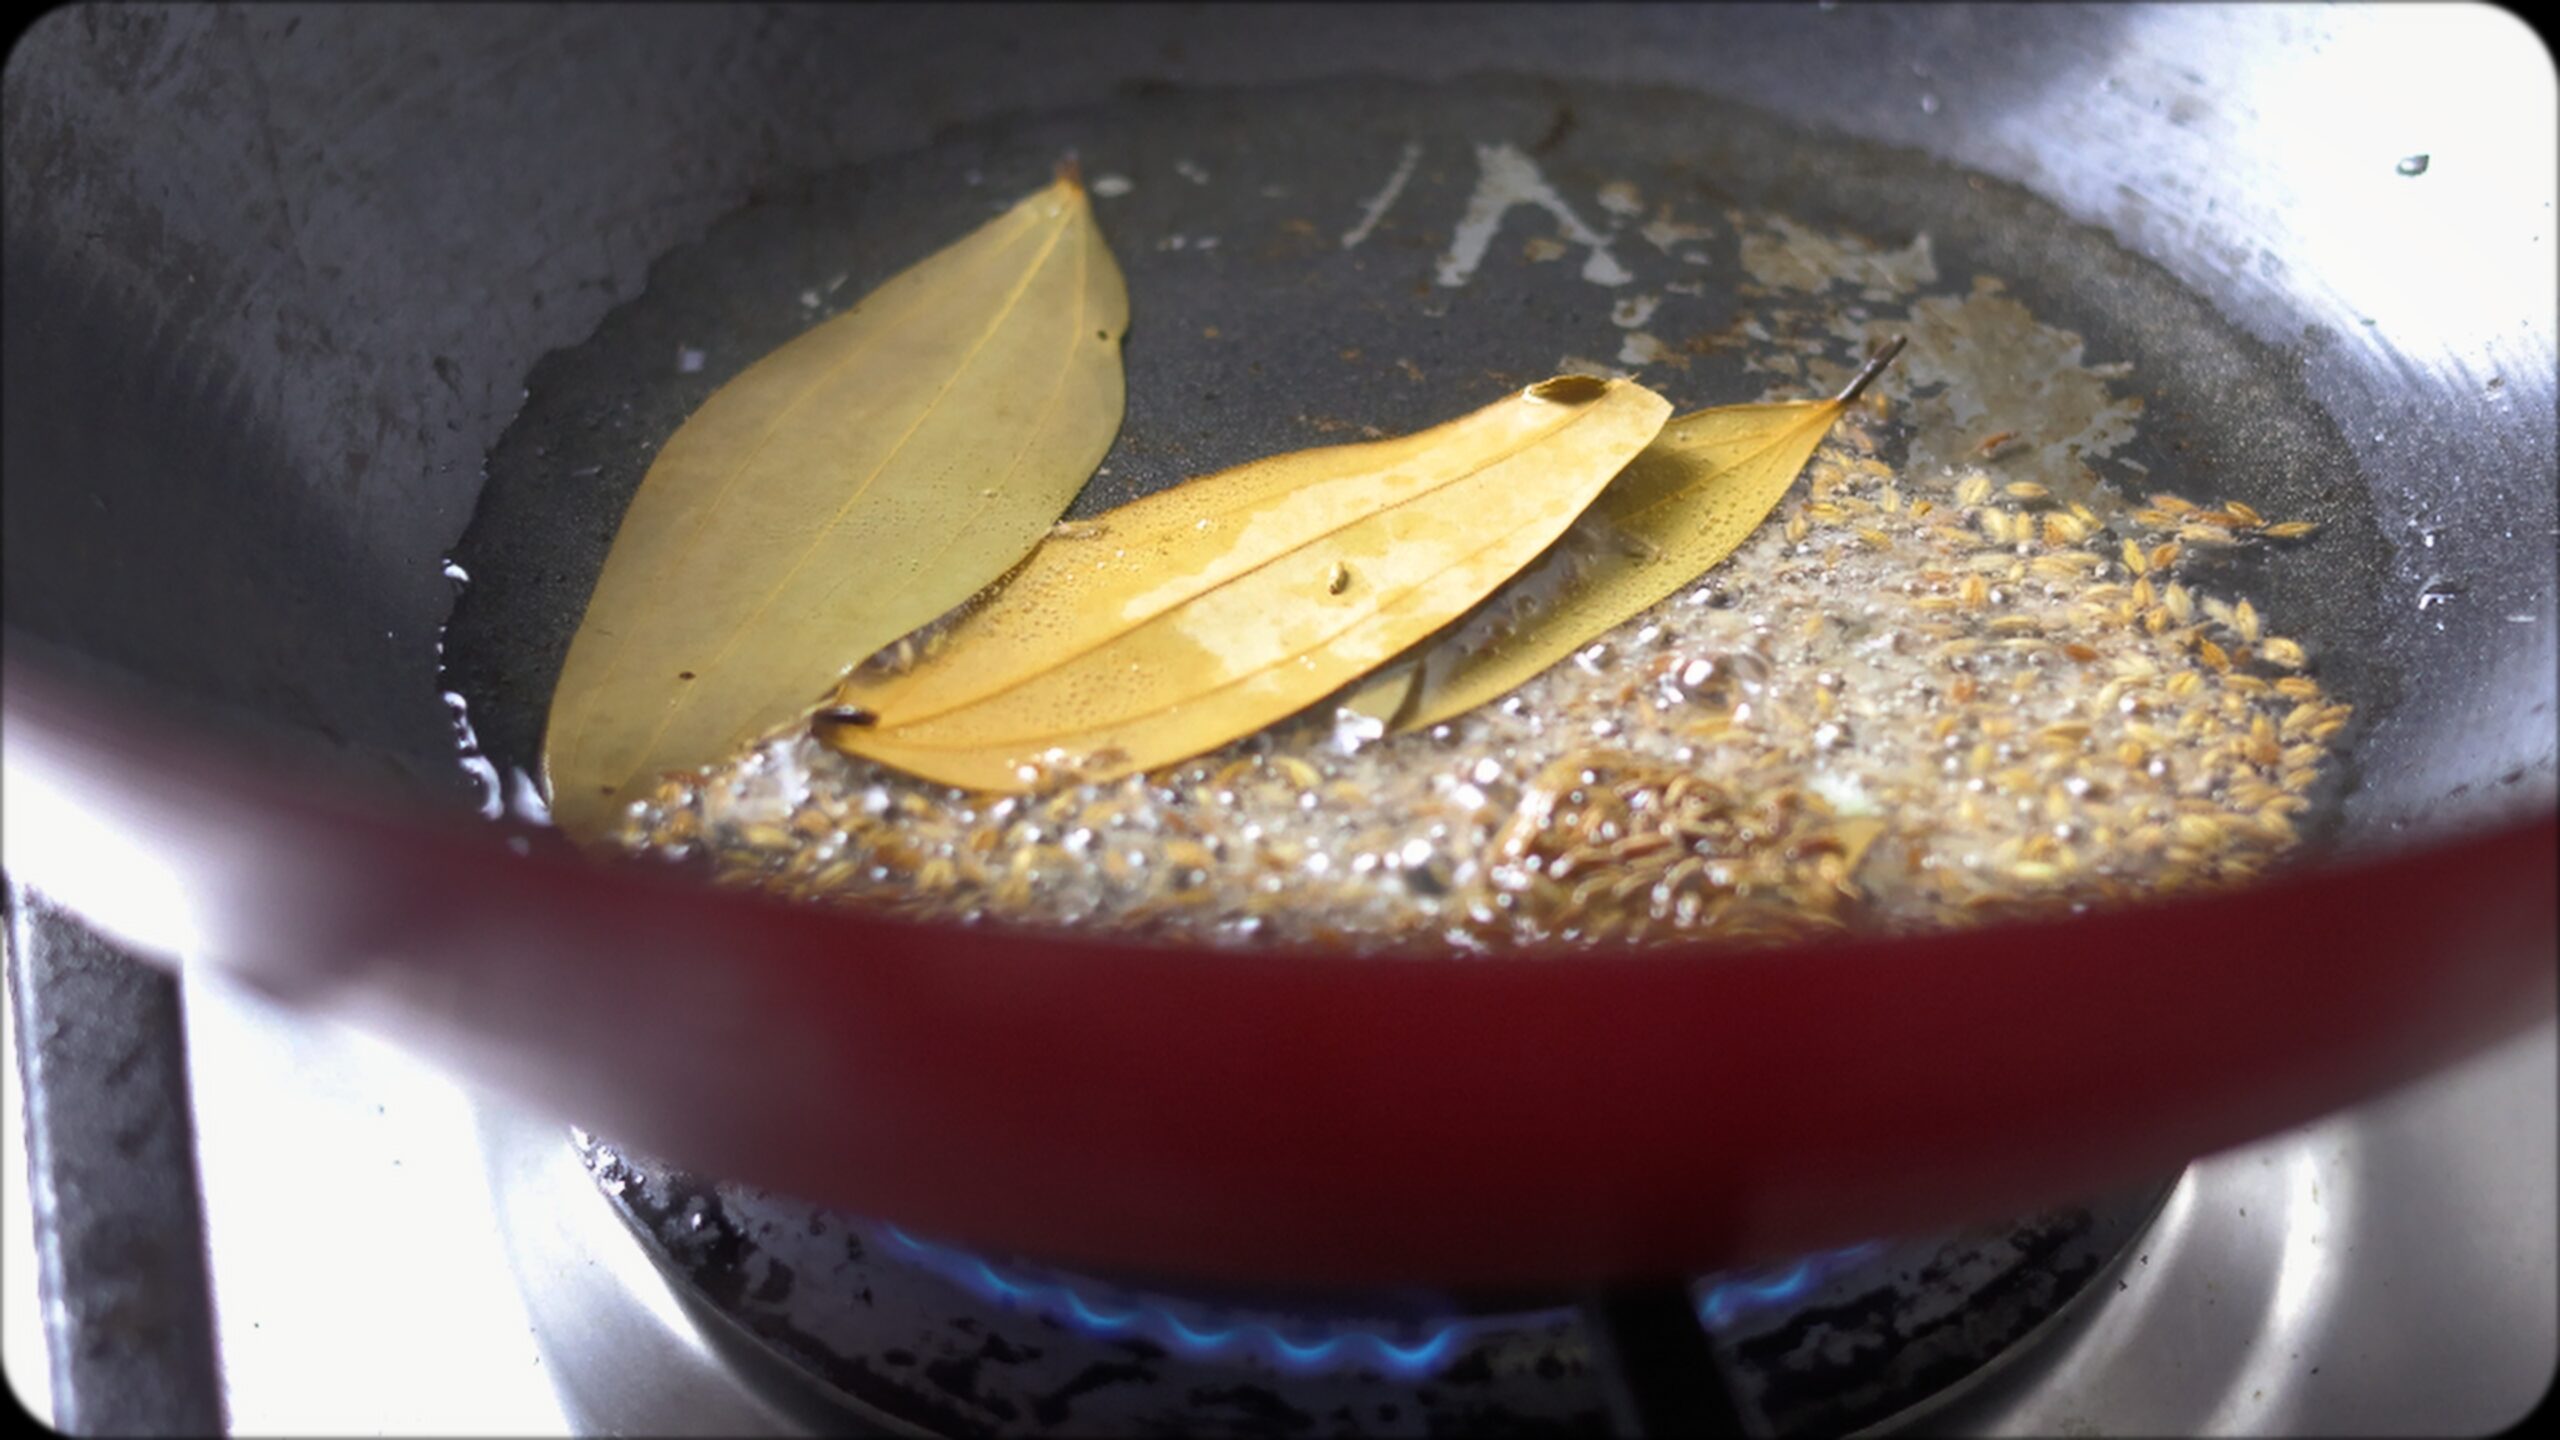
[818,375,1673,791]
[1361,339,1905,733]
[545,170,1128,841]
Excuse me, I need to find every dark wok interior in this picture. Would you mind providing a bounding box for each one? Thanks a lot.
[6,5,2554,866]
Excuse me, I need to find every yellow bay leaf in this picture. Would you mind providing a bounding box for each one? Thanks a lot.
[544,171,1128,840]
[818,376,1673,791]
[1362,338,1905,733]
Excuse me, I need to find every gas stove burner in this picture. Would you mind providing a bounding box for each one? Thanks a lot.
[872,1223,1505,1379]
[573,1133,2171,1437]
[870,1222,1897,1386]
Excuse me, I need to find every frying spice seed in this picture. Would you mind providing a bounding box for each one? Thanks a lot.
[616,415,2346,955]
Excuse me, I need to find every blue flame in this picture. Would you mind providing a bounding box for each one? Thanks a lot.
[879,1225,1497,1377]
[879,1223,1888,1376]
[1694,1240,1889,1330]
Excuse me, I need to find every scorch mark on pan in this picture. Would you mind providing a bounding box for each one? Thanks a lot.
[1341,141,1424,249]
[1435,142,1631,289]
[1641,213,1713,254]
[1616,331,1672,368]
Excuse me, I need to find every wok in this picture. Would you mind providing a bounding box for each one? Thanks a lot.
[3,3,2553,1292]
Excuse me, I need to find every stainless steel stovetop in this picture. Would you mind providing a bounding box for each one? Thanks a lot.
[22,967,2537,1435]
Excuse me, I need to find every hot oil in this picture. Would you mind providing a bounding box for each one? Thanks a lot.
[610,409,2343,952]
[440,75,2385,952]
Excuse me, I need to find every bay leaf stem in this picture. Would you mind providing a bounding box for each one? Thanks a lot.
[1834,334,1908,404]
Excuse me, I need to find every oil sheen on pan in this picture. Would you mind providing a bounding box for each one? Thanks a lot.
[439,75,2388,955]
